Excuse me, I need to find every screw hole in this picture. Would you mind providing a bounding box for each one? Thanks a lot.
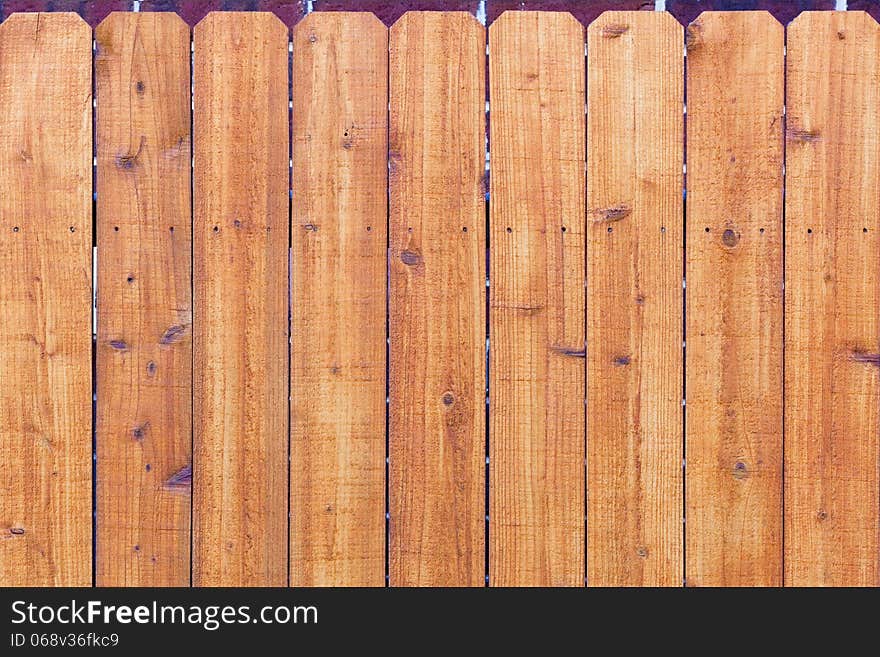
[807,228,812,234]
[863,227,868,233]
[462,226,467,232]
[12,226,19,233]
[407,227,413,233]
[213,226,219,233]
[113,226,119,232]
[660,226,666,233]
[367,226,372,232]
[607,226,613,233]
[126,276,134,283]
[759,228,765,234]
[704,227,710,233]
[169,226,175,233]
[561,226,566,233]
[69,226,76,233]
[506,227,512,233]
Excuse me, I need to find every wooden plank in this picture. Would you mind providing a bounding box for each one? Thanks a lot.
[684,11,784,586]
[94,12,192,587]
[586,11,683,587]
[193,12,289,587]
[785,11,880,587]
[291,12,387,587]
[0,13,92,587]
[388,11,485,587]
[488,11,584,587]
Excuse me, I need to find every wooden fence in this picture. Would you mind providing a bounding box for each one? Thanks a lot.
[0,9,877,588]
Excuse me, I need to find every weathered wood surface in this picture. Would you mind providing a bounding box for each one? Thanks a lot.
[0,13,93,587]
[785,11,880,587]
[95,11,192,588]
[586,10,684,588]
[291,12,388,588]
[192,12,289,587]
[685,11,784,587]
[388,11,486,587]
[489,10,585,587]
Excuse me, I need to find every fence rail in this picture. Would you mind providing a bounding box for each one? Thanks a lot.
[0,9,878,587]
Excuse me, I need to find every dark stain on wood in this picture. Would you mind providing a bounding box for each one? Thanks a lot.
[163,464,192,493]
[851,351,880,366]
[553,345,586,358]
[685,22,702,51]
[590,203,632,223]
[115,135,147,170]
[400,249,422,267]
[787,125,821,143]
[131,421,151,442]
[159,324,187,345]
[602,23,629,38]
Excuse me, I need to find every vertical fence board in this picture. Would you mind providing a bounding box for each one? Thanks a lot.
[488,11,584,587]
[785,11,880,587]
[586,11,684,587]
[389,11,485,586]
[291,12,387,587]
[95,12,192,588]
[685,11,783,586]
[193,12,289,587]
[0,13,92,587]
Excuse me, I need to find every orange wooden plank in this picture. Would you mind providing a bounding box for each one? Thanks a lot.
[94,12,192,587]
[684,11,784,586]
[291,12,387,587]
[0,13,92,586]
[388,11,486,586]
[586,11,684,587]
[193,12,289,587]
[785,11,880,587]
[488,11,584,587]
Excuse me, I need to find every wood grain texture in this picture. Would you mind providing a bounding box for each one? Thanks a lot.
[586,11,683,587]
[389,11,485,587]
[193,12,289,587]
[0,13,92,587]
[291,12,387,587]
[785,11,880,587]
[94,12,192,587]
[488,11,584,587]
[685,11,783,587]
